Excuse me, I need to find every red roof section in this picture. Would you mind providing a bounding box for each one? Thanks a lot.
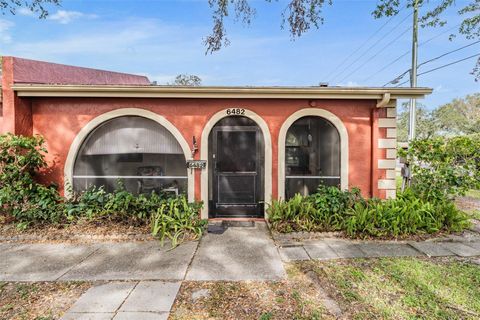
[10,57,150,85]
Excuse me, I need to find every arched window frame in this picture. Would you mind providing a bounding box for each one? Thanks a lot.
[278,108,349,199]
[64,108,194,201]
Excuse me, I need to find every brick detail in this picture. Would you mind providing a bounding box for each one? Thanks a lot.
[386,107,396,118]
[386,128,397,138]
[386,189,396,199]
[386,148,397,159]
[378,118,396,128]
[378,179,396,190]
[386,169,396,179]
[378,138,396,149]
[378,159,396,169]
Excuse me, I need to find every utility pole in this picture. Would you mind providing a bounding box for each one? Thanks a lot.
[409,0,419,140]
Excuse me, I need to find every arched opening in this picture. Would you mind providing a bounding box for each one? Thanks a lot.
[207,116,265,218]
[284,116,341,198]
[72,116,188,196]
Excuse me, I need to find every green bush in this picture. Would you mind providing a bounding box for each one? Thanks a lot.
[66,183,206,247]
[66,182,174,224]
[344,190,470,238]
[268,186,470,238]
[400,136,480,202]
[0,134,63,224]
[267,186,363,233]
[151,196,206,248]
[0,133,206,247]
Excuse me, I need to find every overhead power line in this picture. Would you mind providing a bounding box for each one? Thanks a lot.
[337,26,412,83]
[383,40,480,86]
[362,23,461,83]
[323,7,403,81]
[329,11,413,83]
[394,52,480,87]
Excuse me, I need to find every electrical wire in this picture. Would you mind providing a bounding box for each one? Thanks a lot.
[383,40,480,86]
[337,26,412,83]
[323,7,404,81]
[393,52,480,87]
[329,11,413,83]
[362,23,461,83]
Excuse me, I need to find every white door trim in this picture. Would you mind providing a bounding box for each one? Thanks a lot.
[200,109,272,219]
[64,108,194,201]
[278,108,349,199]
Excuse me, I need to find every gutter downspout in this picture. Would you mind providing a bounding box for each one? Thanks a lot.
[371,93,391,197]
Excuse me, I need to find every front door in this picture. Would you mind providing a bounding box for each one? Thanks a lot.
[209,124,264,218]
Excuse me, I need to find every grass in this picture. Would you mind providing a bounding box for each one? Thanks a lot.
[0,281,91,320]
[466,189,480,200]
[457,189,480,220]
[170,257,480,319]
[295,257,480,319]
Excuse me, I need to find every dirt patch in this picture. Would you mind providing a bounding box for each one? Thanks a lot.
[0,281,91,320]
[170,279,332,320]
[0,219,154,244]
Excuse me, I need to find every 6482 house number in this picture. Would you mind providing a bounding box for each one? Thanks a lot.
[226,108,245,115]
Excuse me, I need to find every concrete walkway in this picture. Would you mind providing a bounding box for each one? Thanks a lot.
[278,237,480,262]
[2,223,480,320]
[187,222,285,280]
[61,281,179,320]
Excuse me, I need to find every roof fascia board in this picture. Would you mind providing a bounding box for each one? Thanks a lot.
[12,85,432,100]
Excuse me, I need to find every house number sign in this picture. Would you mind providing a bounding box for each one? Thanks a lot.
[226,108,245,115]
[186,160,207,169]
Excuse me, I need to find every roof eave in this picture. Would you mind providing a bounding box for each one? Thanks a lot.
[12,84,433,100]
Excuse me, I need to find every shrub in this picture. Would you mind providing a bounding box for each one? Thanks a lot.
[66,182,206,247]
[0,134,63,224]
[344,189,470,238]
[267,186,363,233]
[400,136,480,202]
[151,196,206,247]
[268,186,470,238]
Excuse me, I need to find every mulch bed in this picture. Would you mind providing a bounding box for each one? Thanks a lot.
[0,219,154,244]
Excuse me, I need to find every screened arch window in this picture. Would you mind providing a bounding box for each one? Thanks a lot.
[73,116,187,195]
[285,116,340,198]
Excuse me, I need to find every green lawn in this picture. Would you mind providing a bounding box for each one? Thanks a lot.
[466,189,480,200]
[294,257,480,319]
[171,257,480,319]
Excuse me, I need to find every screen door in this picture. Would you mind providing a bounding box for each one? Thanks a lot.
[209,123,264,218]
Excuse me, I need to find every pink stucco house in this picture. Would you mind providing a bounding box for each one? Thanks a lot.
[0,57,431,219]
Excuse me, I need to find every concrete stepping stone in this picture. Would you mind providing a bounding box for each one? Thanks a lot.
[278,246,311,261]
[114,312,169,320]
[303,242,339,260]
[440,242,480,257]
[186,223,285,280]
[119,281,181,313]
[408,242,455,257]
[60,241,197,281]
[357,243,422,258]
[66,282,136,314]
[324,240,367,259]
[61,313,115,320]
[0,243,98,281]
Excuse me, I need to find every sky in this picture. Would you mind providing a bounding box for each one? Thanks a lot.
[0,0,478,109]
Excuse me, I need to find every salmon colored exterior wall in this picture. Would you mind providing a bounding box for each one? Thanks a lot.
[27,97,376,200]
[1,56,399,206]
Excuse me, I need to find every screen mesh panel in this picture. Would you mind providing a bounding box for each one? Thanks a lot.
[73,116,187,195]
[285,116,341,198]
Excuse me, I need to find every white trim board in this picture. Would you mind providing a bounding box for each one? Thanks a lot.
[64,108,194,201]
[278,108,349,199]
